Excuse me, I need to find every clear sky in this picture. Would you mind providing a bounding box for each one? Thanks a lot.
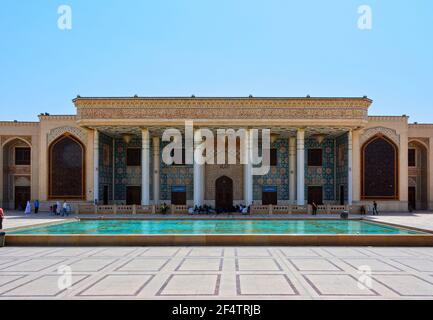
[0,0,432,122]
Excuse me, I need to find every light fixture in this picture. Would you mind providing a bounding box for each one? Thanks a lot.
[312,133,326,144]
[122,133,134,144]
[270,133,280,144]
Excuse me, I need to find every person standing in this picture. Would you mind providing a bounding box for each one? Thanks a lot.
[62,200,68,217]
[24,201,31,215]
[34,199,40,214]
[372,201,379,215]
[56,201,61,216]
[0,208,4,230]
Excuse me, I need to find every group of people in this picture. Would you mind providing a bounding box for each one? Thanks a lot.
[187,204,250,215]
[311,201,379,216]
[360,201,379,215]
[50,201,72,216]
[23,200,40,215]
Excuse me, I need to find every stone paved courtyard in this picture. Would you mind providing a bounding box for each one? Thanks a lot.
[2,211,433,299]
[1,246,433,299]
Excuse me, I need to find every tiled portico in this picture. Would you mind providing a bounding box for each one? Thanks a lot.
[2,246,433,299]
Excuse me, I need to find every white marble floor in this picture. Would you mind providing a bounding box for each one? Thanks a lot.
[1,246,433,299]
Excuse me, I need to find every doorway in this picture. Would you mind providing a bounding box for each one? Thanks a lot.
[308,186,323,205]
[15,186,30,210]
[408,186,416,211]
[215,176,233,210]
[339,185,345,205]
[262,186,278,205]
[171,187,187,205]
[126,186,141,205]
[103,185,109,205]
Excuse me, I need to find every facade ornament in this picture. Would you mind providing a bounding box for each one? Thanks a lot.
[47,126,87,145]
[360,126,400,146]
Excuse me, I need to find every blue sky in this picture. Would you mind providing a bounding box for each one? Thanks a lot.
[0,0,432,122]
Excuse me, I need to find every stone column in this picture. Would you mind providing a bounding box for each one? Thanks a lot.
[399,127,409,208]
[296,128,305,205]
[429,138,433,210]
[152,136,160,205]
[93,129,99,204]
[243,129,253,205]
[347,130,353,205]
[352,129,361,202]
[141,129,150,205]
[289,136,297,204]
[193,129,204,206]
[0,142,3,208]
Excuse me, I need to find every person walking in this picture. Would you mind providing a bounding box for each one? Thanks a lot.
[311,201,318,215]
[372,201,379,215]
[24,201,31,215]
[34,199,40,214]
[0,207,4,230]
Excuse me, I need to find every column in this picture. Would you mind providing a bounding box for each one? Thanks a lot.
[347,130,353,205]
[243,129,253,205]
[193,129,204,206]
[141,129,150,205]
[399,128,409,207]
[296,128,305,205]
[429,138,433,210]
[289,136,296,204]
[152,136,160,205]
[352,129,361,202]
[0,142,3,208]
[93,129,99,204]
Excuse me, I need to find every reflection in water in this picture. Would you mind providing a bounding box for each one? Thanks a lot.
[10,219,422,235]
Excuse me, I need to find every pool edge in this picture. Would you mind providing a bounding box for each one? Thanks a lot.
[6,234,433,247]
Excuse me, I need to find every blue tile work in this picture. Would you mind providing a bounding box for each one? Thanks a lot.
[253,139,290,201]
[336,133,348,202]
[112,136,153,203]
[98,133,113,202]
[160,141,193,201]
[305,138,335,201]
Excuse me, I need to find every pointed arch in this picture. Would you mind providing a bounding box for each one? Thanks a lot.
[48,133,85,199]
[361,134,399,200]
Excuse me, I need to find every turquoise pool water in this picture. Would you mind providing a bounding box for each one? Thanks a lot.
[9,219,422,235]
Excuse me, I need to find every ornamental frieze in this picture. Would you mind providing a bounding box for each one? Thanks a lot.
[74,97,371,121]
[77,106,368,120]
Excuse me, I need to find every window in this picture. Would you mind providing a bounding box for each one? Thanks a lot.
[127,148,141,166]
[408,149,416,167]
[103,144,110,167]
[170,148,186,165]
[15,147,31,165]
[308,149,322,166]
[49,135,84,199]
[362,135,398,199]
[270,149,277,166]
[338,144,345,166]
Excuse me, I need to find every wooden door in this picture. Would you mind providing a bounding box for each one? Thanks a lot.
[215,176,233,210]
[308,186,323,205]
[339,185,345,205]
[103,185,109,205]
[15,186,30,210]
[408,187,416,210]
[171,192,186,205]
[126,186,141,205]
[262,192,277,205]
